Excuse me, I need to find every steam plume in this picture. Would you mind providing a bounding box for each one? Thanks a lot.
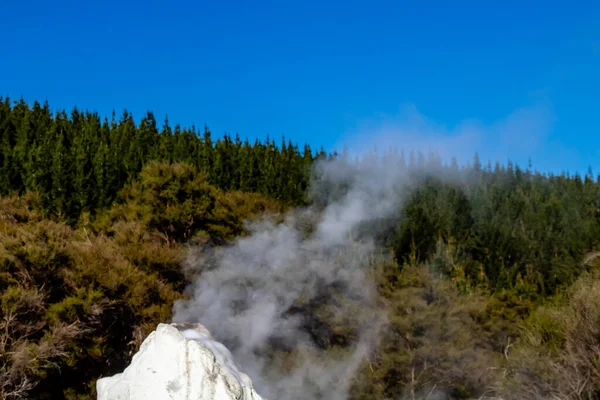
[171,153,418,400]
[171,103,555,399]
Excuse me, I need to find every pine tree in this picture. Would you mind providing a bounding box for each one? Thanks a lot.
[201,125,213,175]
[93,139,111,209]
[0,97,13,193]
[49,111,74,218]
[14,101,34,191]
[120,110,138,177]
[71,111,101,214]
[158,116,174,162]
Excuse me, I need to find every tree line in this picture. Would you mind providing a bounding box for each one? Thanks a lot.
[0,96,316,221]
[389,162,600,296]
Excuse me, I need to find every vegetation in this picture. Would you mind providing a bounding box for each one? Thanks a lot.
[2,96,600,399]
[0,97,313,223]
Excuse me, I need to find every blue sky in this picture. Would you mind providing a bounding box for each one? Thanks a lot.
[1,0,599,174]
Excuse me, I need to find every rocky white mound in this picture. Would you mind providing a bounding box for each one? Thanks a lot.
[96,323,264,400]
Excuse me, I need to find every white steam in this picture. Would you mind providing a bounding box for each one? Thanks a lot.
[171,154,418,400]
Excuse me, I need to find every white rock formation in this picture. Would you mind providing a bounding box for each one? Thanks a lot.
[96,323,264,400]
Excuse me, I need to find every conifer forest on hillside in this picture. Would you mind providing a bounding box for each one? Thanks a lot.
[3,96,600,399]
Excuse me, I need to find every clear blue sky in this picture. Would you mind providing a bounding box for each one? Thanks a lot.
[1,0,599,174]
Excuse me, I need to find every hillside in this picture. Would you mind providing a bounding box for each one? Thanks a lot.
[2,98,600,399]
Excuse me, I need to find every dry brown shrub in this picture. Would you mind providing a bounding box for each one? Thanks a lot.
[0,192,183,399]
[502,274,600,400]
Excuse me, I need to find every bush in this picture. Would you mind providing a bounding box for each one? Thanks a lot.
[93,162,218,242]
[0,194,182,399]
[351,261,502,400]
[502,273,600,399]
[93,161,283,244]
